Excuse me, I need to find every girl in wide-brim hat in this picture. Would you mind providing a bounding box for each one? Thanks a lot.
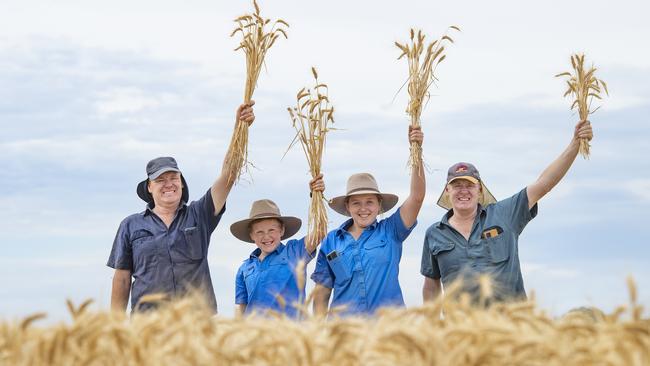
[311,126,426,316]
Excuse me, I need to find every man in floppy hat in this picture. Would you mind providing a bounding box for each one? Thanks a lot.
[421,120,593,303]
[232,175,325,317]
[107,102,255,313]
[312,126,425,316]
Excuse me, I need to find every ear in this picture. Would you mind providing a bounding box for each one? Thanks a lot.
[279,224,285,237]
[147,180,152,194]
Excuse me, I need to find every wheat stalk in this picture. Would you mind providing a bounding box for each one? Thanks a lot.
[227,0,289,182]
[395,26,459,175]
[286,67,335,253]
[555,53,608,159]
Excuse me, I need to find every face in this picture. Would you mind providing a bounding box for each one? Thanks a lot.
[446,178,481,212]
[148,171,183,208]
[345,194,381,229]
[249,218,285,255]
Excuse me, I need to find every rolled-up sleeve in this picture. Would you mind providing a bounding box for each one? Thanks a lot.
[387,208,417,243]
[495,188,538,235]
[107,219,133,270]
[235,265,248,305]
[420,231,437,278]
[310,248,334,289]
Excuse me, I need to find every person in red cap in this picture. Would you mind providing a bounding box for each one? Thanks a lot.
[107,102,255,314]
[421,120,593,303]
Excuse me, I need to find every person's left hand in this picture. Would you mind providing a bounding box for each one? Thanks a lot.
[409,125,424,144]
[574,120,593,142]
[237,101,256,125]
[309,173,325,193]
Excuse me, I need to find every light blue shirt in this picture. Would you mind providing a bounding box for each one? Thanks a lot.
[235,238,314,317]
[311,208,416,315]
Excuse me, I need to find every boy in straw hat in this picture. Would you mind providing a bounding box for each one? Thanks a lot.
[311,127,425,316]
[421,120,593,303]
[232,175,325,317]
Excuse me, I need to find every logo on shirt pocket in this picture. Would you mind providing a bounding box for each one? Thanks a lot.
[327,251,352,286]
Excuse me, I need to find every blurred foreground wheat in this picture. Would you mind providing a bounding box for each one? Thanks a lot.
[2,278,647,365]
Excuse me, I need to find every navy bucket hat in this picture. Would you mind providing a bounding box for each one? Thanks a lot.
[136,157,189,204]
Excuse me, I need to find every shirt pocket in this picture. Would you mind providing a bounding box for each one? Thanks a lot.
[266,255,294,295]
[178,226,204,261]
[131,230,156,268]
[244,265,258,293]
[328,251,352,287]
[430,241,459,275]
[364,239,389,265]
[485,235,510,264]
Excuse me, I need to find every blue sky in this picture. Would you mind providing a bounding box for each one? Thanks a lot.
[1,0,648,321]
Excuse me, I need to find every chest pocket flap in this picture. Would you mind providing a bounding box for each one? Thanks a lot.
[365,238,388,250]
[430,241,455,256]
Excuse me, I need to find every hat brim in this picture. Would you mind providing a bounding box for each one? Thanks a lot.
[328,190,399,216]
[137,175,189,205]
[436,180,496,210]
[230,215,302,243]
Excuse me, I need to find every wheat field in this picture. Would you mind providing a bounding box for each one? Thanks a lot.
[1,279,647,366]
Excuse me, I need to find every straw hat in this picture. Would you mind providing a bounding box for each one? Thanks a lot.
[328,173,399,216]
[436,162,497,210]
[229,199,302,243]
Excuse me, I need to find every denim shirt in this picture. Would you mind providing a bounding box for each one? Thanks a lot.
[107,189,224,312]
[420,188,537,301]
[311,208,416,315]
[235,238,314,317]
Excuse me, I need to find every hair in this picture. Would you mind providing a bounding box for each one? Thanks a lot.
[344,194,384,214]
[248,218,284,233]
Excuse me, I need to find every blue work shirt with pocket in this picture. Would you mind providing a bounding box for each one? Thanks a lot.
[107,189,224,313]
[420,188,538,301]
[235,238,314,317]
[311,208,416,316]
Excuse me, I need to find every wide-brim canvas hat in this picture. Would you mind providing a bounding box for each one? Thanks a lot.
[328,173,399,216]
[436,162,497,210]
[136,156,189,204]
[230,199,302,243]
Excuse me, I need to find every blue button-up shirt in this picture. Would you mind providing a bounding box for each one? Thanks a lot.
[420,188,537,302]
[107,189,224,312]
[311,208,416,316]
[235,238,314,317]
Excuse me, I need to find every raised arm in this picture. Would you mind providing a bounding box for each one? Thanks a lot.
[110,269,132,312]
[399,126,426,228]
[210,101,256,214]
[526,120,593,209]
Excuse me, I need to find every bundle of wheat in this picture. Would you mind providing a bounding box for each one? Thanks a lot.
[227,0,289,182]
[556,53,608,159]
[286,67,335,253]
[395,26,459,175]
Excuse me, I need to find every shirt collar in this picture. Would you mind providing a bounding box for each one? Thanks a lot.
[335,218,379,238]
[437,204,486,228]
[142,201,187,217]
[249,242,286,259]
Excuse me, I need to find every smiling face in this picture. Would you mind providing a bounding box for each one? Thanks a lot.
[249,218,285,259]
[345,194,381,230]
[446,178,481,213]
[148,171,183,208]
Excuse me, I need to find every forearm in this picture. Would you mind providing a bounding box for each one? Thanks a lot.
[236,304,246,317]
[312,284,332,316]
[110,272,131,312]
[423,277,442,303]
[528,138,580,206]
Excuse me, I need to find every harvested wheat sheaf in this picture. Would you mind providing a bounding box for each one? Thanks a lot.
[1,279,648,366]
[555,53,608,159]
